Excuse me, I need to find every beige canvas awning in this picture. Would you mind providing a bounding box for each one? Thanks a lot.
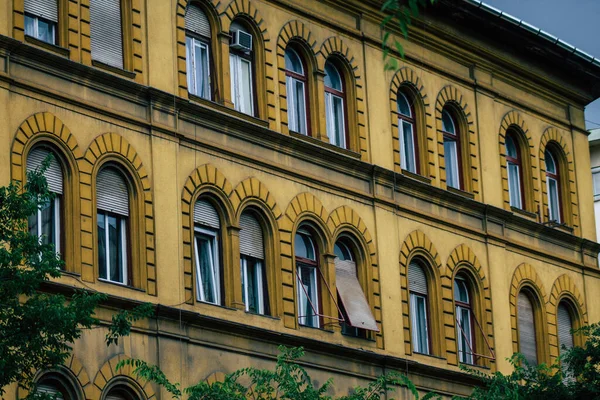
[335,259,379,332]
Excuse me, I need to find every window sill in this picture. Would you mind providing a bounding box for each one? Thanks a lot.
[289,131,361,159]
[401,169,432,185]
[25,35,70,58]
[511,206,538,221]
[189,93,270,128]
[543,220,574,233]
[195,299,239,311]
[447,186,475,200]
[98,278,146,293]
[413,351,446,361]
[92,60,136,80]
[245,311,280,321]
[298,324,334,334]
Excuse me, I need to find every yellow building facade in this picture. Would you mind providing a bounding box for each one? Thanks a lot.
[2,0,600,398]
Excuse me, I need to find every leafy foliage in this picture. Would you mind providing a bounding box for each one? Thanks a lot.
[380,0,437,69]
[120,346,440,400]
[0,156,153,396]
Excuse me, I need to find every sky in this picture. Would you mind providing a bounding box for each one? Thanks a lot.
[482,0,600,130]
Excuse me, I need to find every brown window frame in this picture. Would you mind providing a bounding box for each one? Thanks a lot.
[506,131,526,209]
[397,91,420,175]
[285,46,311,137]
[441,109,464,190]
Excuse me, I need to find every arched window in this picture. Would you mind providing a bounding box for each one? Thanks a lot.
[397,91,418,174]
[545,148,562,222]
[517,291,539,365]
[408,260,430,354]
[229,20,255,116]
[96,166,130,285]
[239,211,269,315]
[185,3,212,99]
[193,199,222,305]
[442,108,462,190]
[89,0,125,69]
[557,302,574,356]
[285,47,309,135]
[455,276,475,364]
[295,228,319,328]
[35,370,80,400]
[506,131,524,209]
[324,61,347,149]
[24,0,58,44]
[104,385,142,400]
[334,238,378,338]
[27,147,63,255]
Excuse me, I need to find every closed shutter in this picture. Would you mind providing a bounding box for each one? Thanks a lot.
[335,258,379,332]
[96,167,129,216]
[557,303,574,352]
[239,212,264,259]
[185,4,211,38]
[194,199,220,229]
[518,292,538,365]
[408,262,427,295]
[24,0,58,22]
[90,0,124,69]
[27,147,63,195]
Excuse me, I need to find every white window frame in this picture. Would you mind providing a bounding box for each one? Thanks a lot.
[507,159,522,209]
[296,263,319,328]
[31,196,61,252]
[241,256,265,314]
[286,75,307,134]
[230,54,254,116]
[410,292,430,354]
[24,13,57,45]
[547,176,561,223]
[194,226,221,305]
[186,35,211,99]
[325,92,346,148]
[98,211,128,285]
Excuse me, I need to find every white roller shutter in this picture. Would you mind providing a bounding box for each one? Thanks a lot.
[24,0,58,22]
[335,258,379,332]
[27,147,63,195]
[239,213,264,259]
[185,4,211,38]
[518,292,538,365]
[96,167,129,216]
[557,303,574,353]
[90,0,124,69]
[194,199,220,229]
[408,262,427,295]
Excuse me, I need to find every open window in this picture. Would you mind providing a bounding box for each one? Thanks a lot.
[185,3,212,99]
[408,259,431,355]
[239,211,269,315]
[545,148,562,223]
[193,199,222,305]
[441,107,463,190]
[285,47,309,135]
[96,167,130,285]
[397,90,419,174]
[27,146,63,257]
[24,0,58,45]
[506,131,525,209]
[324,60,347,149]
[334,238,378,338]
[229,20,255,116]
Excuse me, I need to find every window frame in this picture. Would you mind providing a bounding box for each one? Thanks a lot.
[441,108,464,190]
[545,148,563,223]
[408,260,432,355]
[24,12,57,45]
[295,229,322,328]
[97,209,129,286]
[285,47,311,136]
[194,225,221,305]
[397,91,419,174]
[229,22,256,116]
[506,131,525,209]
[324,61,349,149]
[454,276,476,365]
[186,33,212,100]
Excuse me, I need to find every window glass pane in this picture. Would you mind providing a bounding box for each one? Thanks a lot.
[442,110,455,134]
[327,94,345,148]
[108,215,123,283]
[229,54,236,109]
[195,235,217,304]
[198,43,210,99]
[98,213,106,279]
[411,294,429,354]
[397,92,411,117]
[186,36,194,93]
[297,265,318,327]
[294,79,306,135]
[324,62,342,91]
[28,211,38,238]
[40,200,54,246]
[37,18,55,45]
[505,135,518,158]
[444,139,459,189]
[334,242,353,261]
[545,150,557,174]
[242,257,264,314]
[593,171,600,197]
[548,178,560,222]
[240,59,253,115]
[454,279,469,303]
[457,307,473,364]
[25,15,36,37]
[508,162,522,208]
[401,121,416,173]
[285,48,303,74]
[295,232,315,260]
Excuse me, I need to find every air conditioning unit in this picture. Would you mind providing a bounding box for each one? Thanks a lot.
[230,29,253,52]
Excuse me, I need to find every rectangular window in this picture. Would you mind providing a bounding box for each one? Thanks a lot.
[400,121,416,173]
[593,169,600,198]
[508,161,522,208]
[194,227,220,305]
[230,54,254,116]
[297,264,319,328]
[25,14,57,45]
[410,293,429,354]
[286,76,307,135]
[97,211,127,284]
[28,197,61,252]
[326,92,346,148]
[444,139,460,189]
[240,256,267,314]
[89,0,124,69]
[547,177,561,222]
[456,306,474,364]
[186,36,211,99]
